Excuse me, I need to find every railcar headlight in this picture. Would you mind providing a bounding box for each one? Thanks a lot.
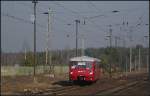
[70,72,73,74]
[89,71,93,75]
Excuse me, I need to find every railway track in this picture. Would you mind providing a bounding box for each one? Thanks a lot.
[96,77,149,95]
[96,81,139,95]
[17,73,149,95]
[113,81,147,95]
[40,86,81,95]
[21,83,81,95]
[22,81,99,95]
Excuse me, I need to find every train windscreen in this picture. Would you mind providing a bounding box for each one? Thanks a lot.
[70,61,92,69]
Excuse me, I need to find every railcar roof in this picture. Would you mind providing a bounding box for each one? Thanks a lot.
[70,56,101,62]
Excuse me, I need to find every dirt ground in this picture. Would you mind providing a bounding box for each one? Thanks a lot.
[1,73,68,95]
[1,71,149,95]
[1,72,109,95]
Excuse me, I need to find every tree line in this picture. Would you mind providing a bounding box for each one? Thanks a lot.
[1,44,148,73]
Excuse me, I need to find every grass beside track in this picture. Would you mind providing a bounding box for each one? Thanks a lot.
[1,65,69,76]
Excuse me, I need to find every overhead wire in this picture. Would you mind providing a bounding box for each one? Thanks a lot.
[52,1,148,48]
[88,1,101,13]
[24,2,73,34]
[3,2,70,35]
[52,1,107,33]
[3,2,148,46]
[51,1,111,48]
[22,1,103,37]
[22,1,144,35]
[1,12,46,29]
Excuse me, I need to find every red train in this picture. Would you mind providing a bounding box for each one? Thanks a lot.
[69,56,102,83]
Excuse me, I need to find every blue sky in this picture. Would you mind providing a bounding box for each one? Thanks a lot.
[1,1,149,52]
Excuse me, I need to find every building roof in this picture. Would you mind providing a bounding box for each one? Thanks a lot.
[70,56,101,62]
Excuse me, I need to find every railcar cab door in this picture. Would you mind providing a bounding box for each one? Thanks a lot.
[97,61,101,79]
[69,61,77,74]
[93,61,101,80]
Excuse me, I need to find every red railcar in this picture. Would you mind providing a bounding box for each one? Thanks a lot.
[69,56,102,82]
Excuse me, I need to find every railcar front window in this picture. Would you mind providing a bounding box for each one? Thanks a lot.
[77,62,86,68]
[86,62,92,69]
[70,61,92,69]
[70,61,77,69]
